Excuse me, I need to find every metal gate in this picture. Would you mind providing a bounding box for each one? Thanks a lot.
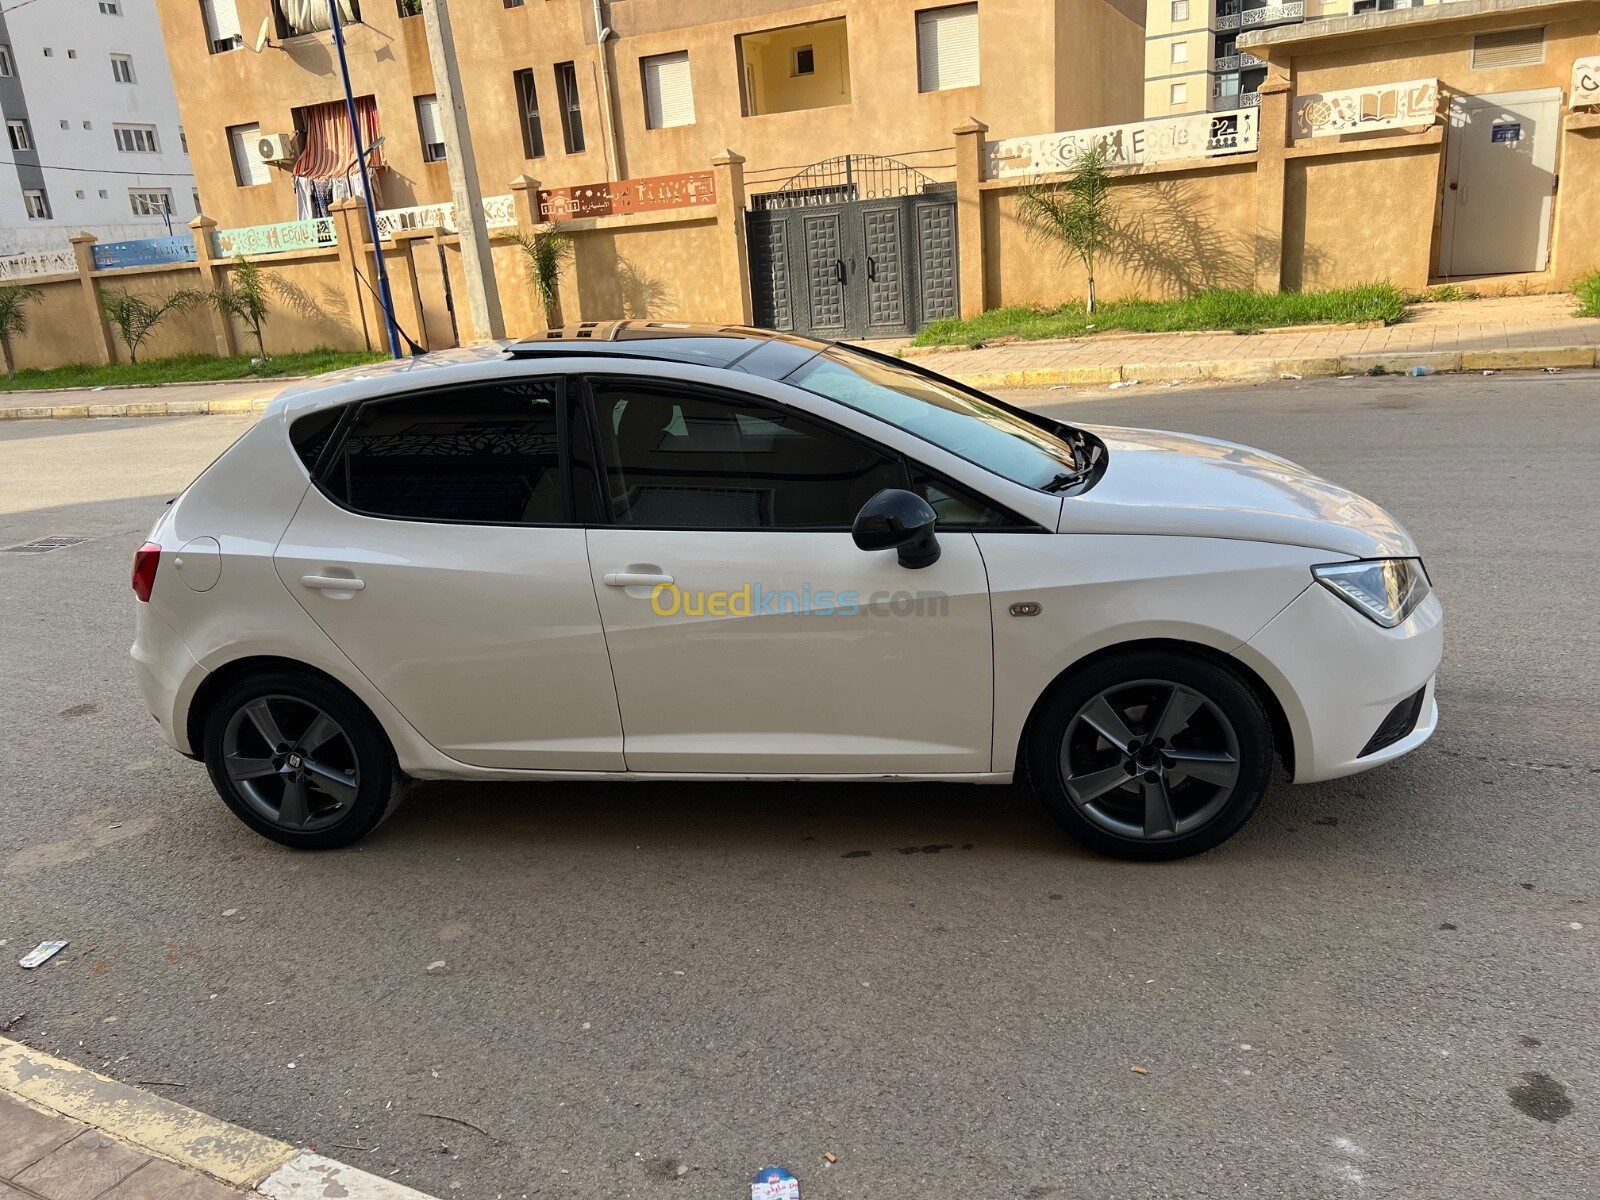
[747,155,959,340]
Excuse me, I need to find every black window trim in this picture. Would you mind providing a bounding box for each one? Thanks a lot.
[298,376,581,529]
[576,372,1042,533]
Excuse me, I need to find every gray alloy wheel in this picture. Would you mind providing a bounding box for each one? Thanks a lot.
[1058,679,1243,842]
[220,695,361,833]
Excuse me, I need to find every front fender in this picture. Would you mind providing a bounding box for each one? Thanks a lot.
[976,534,1327,773]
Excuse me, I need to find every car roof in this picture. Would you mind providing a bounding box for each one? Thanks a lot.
[266,323,836,418]
[507,320,829,369]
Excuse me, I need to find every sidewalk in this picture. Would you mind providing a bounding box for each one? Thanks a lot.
[897,293,1600,389]
[0,1036,435,1200]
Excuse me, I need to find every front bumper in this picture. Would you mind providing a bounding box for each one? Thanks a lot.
[1235,583,1443,783]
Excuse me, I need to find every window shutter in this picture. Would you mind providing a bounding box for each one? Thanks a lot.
[1471,27,1544,70]
[203,0,242,41]
[417,95,443,143]
[231,123,268,185]
[642,51,695,129]
[917,4,979,92]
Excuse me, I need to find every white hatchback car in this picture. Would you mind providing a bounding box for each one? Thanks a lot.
[132,323,1441,860]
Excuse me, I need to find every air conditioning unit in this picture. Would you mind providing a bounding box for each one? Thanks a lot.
[255,132,296,165]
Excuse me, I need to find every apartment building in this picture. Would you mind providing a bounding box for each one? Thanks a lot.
[154,0,1146,229]
[1145,0,1458,116]
[0,0,195,253]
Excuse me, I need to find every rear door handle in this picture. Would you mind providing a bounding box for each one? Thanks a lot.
[301,575,365,591]
[603,571,673,587]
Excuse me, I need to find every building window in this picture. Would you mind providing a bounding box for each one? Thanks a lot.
[7,119,31,152]
[228,122,271,185]
[273,0,361,38]
[76,189,85,198]
[396,0,420,16]
[43,48,53,57]
[554,60,584,154]
[513,68,544,158]
[67,49,78,59]
[115,124,160,152]
[59,119,69,129]
[416,94,446,161]
[1171,0,1188,19]
[641,50,695,130]
[100,1,121,13]
[504,0,525,7]
[1170,81,1187,105]
[0,45,11,75]
[130,189,174,216]
[23,189,50,219]
[1171,41,1188,64]
[916,4,979,92]
[180,126,188,153]
[738,19,851,116]
[111,53,134,82]
[193,187,202,212]
[99,188,108,198]
[202,0,244,52]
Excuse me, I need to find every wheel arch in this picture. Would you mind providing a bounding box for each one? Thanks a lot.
[186,655,389,764]
[1014,638,1296,781]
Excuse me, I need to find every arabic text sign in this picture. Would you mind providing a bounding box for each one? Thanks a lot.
[1574,56,1600,108]
[214,218,337,258]
[984,111,1258,178]
[539,170,717,221]
[1293,78,1438,138]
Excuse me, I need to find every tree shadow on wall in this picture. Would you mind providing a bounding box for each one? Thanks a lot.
[618,257,673,320]
[1109,177,1326,296]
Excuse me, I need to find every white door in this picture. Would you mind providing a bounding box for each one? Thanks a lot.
[274,380,624,770]
[1442,89,1561,277]
[581,379,995,774]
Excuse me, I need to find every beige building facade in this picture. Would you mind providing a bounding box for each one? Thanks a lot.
[154,0,1146,230]
[1145,0,1461,117]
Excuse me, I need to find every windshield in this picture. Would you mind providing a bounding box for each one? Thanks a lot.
[786,348,1078,489]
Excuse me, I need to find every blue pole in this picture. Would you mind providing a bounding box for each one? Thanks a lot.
[328,0,404,358]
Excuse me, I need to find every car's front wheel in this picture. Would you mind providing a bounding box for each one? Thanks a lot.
[1027,650,1273,861]
[202,670,406,850]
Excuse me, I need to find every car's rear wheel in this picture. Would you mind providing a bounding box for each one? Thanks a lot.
[202,670,405,850]
[1027,651,1273,861]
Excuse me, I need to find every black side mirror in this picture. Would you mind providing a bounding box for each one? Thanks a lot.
[852,488,940,569]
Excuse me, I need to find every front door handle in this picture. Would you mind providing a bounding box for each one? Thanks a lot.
[604,571,673,588]
[301,574,365,592]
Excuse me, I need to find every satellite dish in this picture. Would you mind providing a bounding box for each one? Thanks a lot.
[253,17,271,53]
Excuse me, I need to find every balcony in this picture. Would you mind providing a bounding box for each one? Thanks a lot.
[1212,50,1264,72]
[1214,2,1304,32]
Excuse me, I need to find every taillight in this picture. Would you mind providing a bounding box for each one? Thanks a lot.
[131,542,160,602]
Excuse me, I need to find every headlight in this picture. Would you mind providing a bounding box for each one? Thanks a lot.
[1312,559,1432,628]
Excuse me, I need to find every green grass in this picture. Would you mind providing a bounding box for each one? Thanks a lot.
[0,348,388,392]
[1574,270,1600,319]
[911,284,1412,349]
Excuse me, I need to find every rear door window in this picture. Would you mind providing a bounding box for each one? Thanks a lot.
[322,380,567,525]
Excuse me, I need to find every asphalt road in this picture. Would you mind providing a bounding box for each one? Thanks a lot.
[2,373,1597,1199]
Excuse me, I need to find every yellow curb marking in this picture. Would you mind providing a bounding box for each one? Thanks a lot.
[0,1036,296,1188]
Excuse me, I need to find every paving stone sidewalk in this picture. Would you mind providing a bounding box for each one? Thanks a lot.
[1,1093,247,1200]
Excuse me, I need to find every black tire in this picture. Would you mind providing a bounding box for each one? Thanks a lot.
[202,669,407,850]
[1026,650,1273,861]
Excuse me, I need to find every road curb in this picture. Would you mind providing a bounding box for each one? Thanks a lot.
[941,345,1599,391]
[0,347,1594,418]
[0,1035,437,1198]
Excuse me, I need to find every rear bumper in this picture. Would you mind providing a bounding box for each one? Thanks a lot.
[131,602,205,754]
[1236,584,1443,783]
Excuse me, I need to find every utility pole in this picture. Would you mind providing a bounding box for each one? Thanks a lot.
[420,0,506,341]
[328,0,403,358]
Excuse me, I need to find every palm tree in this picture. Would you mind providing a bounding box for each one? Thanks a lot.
[100,289,193,364]
[511,228,574,328]
[1016,144,1118,314]
[204,256,276,359]
[0,283,43,378]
